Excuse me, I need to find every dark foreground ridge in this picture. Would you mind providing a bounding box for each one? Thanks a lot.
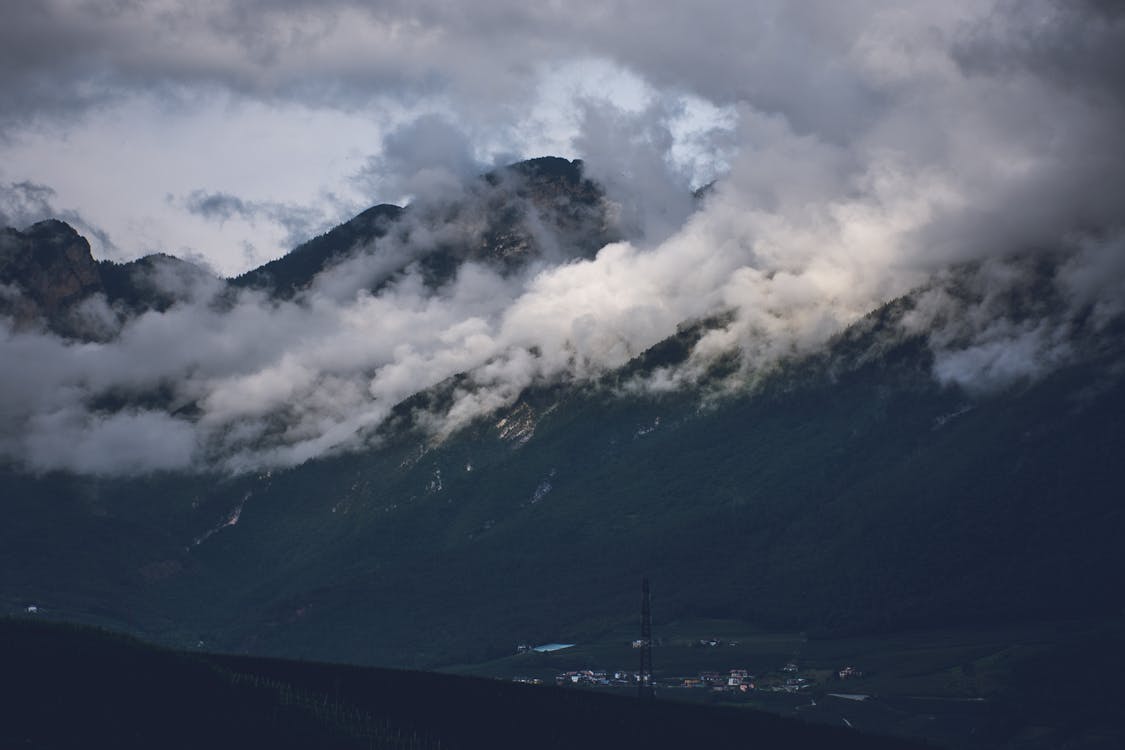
[3,618,929,750]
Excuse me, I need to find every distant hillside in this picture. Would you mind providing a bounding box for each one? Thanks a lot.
[1,618,927,750]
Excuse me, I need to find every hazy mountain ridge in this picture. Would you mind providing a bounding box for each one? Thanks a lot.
[0,157,610,339]
[0,157,629,474]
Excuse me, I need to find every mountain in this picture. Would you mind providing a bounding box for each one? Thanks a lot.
[3,157,1124,749]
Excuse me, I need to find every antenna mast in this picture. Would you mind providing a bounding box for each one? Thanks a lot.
[638,577,654,700]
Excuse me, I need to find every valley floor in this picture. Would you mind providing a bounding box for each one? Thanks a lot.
[445,616,1125,750]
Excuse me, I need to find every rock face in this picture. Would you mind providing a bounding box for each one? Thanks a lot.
[474,156,614,267]
[0,220,105,336]
[394,156,617,291]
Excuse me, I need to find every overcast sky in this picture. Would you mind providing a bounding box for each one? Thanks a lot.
[2,0,1124,475]
[2,1,1121,273]
[0,0,744,274]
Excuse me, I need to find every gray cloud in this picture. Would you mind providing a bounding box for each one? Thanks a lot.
[0,1,957,141]
[573,101,697,245]
[0,180,57,226]
[2,2,1111,139]
[0,179,117,252]
[183,191,254,223]
[21,408,197,476]
[182,189,339,251]
[353,114,486,203]
[953,0,1125,101]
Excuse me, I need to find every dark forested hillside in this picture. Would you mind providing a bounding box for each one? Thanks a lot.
[2,618,928,750]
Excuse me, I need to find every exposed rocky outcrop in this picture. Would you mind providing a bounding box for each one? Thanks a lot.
[0,219,106,337]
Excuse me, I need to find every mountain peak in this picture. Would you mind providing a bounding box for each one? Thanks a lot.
[1,219,103,336]
[21,218,83,239]
[496,156,585,184]
[236,156,612,297]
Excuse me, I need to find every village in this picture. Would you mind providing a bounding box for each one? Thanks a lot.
[510,640,864,696]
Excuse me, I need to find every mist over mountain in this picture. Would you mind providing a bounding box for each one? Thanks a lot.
[3,233,1122,676]
[3,147,1124,477]
[4,152,1124,664]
